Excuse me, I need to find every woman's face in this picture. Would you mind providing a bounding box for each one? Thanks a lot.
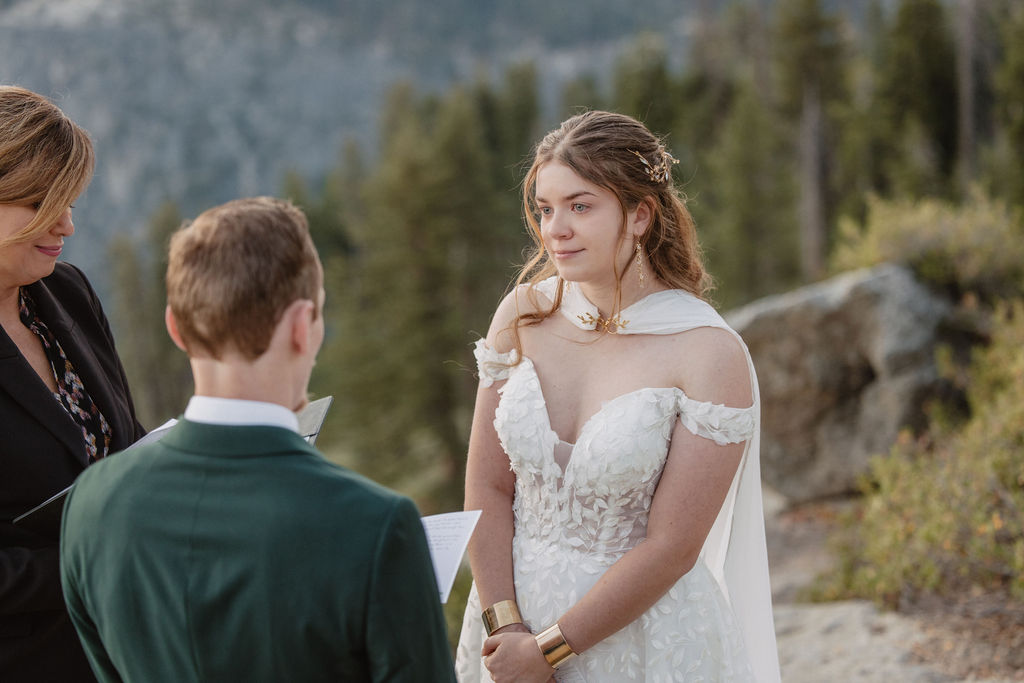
[0,203,75,291]
[535,161,645,289]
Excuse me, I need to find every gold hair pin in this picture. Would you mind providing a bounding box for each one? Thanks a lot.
[630,149,678,184]
[577,312,628,334]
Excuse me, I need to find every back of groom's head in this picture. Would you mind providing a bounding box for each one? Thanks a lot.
[166,197,322,360]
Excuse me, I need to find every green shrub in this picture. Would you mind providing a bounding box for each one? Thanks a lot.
[830,189,1024,301]
[443,566,473,652]
[817,301,1024,606]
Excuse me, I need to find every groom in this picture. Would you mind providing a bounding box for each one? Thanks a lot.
[59,197,455,682]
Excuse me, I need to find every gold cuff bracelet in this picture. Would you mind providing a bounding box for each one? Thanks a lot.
[535,622,577,669]
[481,599,523,636]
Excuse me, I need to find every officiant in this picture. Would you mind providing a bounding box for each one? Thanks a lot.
[59,196,455,682]
[0,85,145,682]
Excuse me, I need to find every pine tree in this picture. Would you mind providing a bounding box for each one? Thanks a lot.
[987,2,1024,207]
[831,0,890,225]
[108,202,192,428]
[774,0,846,281]
[322,79,522,511]
[672,8,740,175]
[471,61,539,250]
[955,0,979,192]
[699,81,799,308]
[611,33,677,137]
[494,61,540,172]
[877,0,958,196]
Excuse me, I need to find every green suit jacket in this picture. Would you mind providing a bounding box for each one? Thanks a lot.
[60,419,455,683]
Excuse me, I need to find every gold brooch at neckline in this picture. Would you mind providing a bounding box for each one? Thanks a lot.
[577,312,628,334]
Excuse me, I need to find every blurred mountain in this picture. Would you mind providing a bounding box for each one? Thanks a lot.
[0,0,702,292]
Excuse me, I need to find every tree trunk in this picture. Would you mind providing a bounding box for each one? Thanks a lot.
[956,0,977,192]
[799,83,827,281]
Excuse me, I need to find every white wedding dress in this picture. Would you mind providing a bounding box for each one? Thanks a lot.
[455,278,780,683]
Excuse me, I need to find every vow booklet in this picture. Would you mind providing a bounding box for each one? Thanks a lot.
[297,396,333,445]
[421,510,482,603]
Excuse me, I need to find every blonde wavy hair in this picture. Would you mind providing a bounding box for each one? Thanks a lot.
[0,86,95,248]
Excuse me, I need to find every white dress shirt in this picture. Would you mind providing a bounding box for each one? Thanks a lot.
[183,396,299,434]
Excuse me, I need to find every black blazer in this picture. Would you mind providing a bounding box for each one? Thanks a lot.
[0,262,144,682]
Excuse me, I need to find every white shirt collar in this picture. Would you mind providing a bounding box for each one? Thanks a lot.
[183,396,299,433]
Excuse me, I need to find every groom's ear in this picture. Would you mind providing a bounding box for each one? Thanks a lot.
[283,298,316,356]
[165,305,189,352]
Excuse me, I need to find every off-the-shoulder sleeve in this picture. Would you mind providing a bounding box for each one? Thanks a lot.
[473,338,518,387]
[675,390,756,446]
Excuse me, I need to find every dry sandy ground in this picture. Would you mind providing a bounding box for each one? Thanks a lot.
[765,488,1024,683]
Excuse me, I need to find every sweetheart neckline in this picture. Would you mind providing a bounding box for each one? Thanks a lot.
[511,356,680,450]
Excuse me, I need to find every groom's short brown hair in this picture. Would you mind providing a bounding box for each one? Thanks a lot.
[166,196,321,360]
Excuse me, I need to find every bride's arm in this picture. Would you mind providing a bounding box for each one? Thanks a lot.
[482,327,753,682]
[464,292,530,635]
[464,381,522,624]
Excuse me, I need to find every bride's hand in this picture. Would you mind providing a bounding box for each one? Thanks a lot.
[481,630,553,683]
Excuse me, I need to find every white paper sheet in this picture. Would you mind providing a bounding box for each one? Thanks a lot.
[421,510,481,604]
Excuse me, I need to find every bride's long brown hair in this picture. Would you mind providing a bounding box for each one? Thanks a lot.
[504,110,711,362]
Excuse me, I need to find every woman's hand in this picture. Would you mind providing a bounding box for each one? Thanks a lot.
[481,630,555,683]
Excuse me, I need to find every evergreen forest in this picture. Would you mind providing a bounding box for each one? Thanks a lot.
[107,0,1024,640]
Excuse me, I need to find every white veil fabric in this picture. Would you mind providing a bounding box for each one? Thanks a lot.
[536,277,781,683]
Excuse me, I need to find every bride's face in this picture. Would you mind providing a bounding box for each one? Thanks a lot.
[535,161,642,288]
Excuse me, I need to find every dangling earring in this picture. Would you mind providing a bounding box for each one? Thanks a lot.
[635,239,645,289]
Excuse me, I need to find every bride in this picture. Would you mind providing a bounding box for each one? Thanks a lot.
[455,110,780,682]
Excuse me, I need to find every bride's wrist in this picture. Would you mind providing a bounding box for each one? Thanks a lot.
[482,599,523,635]
[535,622,577,669]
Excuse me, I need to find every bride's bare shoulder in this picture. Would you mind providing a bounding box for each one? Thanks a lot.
[487,283,555,353]
[672,326,753,408]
